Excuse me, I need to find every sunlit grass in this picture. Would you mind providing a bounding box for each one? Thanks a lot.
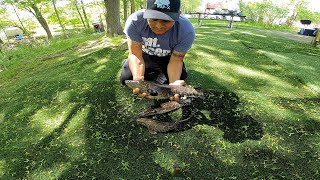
[0,22,320,179]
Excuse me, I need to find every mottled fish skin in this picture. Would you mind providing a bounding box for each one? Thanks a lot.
[125,80,203,99]
[137,118,178,134]
[126,80,199,134]
[170,85,204,97]
[137,116,193,134]
[138,106,175,118]
[139,100,190,117]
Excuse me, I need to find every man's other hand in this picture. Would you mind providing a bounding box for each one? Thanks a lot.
[169,80,185,101]
[131,76,148,98]
[133,88,150,98]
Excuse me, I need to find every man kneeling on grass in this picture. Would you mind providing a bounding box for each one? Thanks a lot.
[120,0,195,101]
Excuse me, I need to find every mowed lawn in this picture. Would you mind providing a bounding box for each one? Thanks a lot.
[0,21,319,179]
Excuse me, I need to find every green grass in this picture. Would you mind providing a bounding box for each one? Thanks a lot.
[0,22,320,179]
[189,18,298,32]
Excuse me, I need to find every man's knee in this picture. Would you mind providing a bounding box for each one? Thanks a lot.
[120,59,132,85]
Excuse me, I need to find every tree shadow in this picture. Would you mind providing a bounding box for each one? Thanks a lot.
[142,69,319,179]
[189,70,263,143]
[1,25,319,179]
[0,46,162,179]
[147,69,263,144]
[192,23,320,91]
[0,79,73,178]
[197,22,320,56]
[55,47,172,179]
[189,39,309,91]
[0,46,172,179]
[8,104,83,179]
[0,42,116,178]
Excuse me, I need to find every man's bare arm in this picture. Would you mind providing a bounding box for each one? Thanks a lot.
[171,51,186,59]
[168,50,186,84]
[127,39,145,80]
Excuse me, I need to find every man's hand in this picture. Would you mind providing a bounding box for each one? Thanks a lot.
[132,77,151,98]
[131,80,185,100]
[169,80,185,101]
[133,87,151,98]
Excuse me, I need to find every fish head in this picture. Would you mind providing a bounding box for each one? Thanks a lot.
[125,80,154,94]
[125,80,143,89]
[125,80,168,99]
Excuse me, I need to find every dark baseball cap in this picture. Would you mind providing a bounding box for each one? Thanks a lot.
[143,0,181,21]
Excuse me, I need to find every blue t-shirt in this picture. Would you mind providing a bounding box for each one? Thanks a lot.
[124,10,195,57]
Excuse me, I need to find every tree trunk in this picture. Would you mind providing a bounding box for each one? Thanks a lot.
[28,4,53,39]
[52,0,66,37]
[130,0,135,14]
[257,2,265,23]
[80,0,90,28]
[74,0,87,29]
[123,0,128,21]
[104,0,123,37]
[257,0,271,23]
[286,0,304,27]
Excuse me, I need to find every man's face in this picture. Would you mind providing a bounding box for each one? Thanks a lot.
[147,19,175,35]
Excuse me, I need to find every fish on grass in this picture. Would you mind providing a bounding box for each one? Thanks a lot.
[139,100,191,117]
[125,80,203,99]
[137,116,193,134]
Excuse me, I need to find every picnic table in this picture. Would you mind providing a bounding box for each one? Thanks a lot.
[187,11,246,29]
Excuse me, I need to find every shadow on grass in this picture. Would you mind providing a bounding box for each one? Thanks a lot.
[0,79,73,178]
[7,104,83,178]
[189,28,315,91]
[238,128,320,179]
[178,70,264,143]
[0,45,180,179]
[149,70,319,179]
[0,46,161,179]
[58,81,170,179]
[1,26,319,179]
[232,31,320,55]
[198,44,307,88]
[197,23,320,56]
[56,48,171,179]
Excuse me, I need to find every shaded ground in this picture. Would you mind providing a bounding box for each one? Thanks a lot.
[0,23,319,179]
